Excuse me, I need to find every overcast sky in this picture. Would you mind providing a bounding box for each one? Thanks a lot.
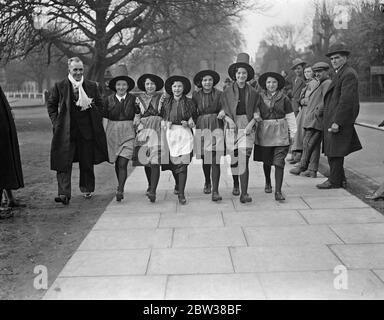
[241,0,315,56]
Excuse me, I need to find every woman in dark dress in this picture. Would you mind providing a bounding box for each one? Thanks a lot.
[161,76,196,205]
[192,69,224,201]
[254,72,297,201]
[135,74,165,202]
[101,65,139,202]
[0,85,24,218]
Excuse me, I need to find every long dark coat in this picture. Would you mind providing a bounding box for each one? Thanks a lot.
[291,76,306,115]
[47,79,108,171]
[0,86,24,190]
[323,64,362,157]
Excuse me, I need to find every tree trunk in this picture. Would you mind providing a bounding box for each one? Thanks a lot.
[87,60,107,84]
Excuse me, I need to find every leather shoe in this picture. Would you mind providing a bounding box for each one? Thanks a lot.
[232,186,240,196]
[146,186,151,196]
[147,192,156,203]
[316,180,341,189]
[116,191,124,202]
[203,183,212,194]
[240,194,252,203]
[300,170,317,178]
[55,195,70,205]
[275,192,286,201]
[289,167,303,175]
[264,183,272,193]
[212,192,222,202]
[83,192,93,199]
[178,194,187,205]
[365,193,384,201]
[174,185,179,195]
[0,207,13,219]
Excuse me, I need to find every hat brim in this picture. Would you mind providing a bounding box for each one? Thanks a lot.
[108,76,135,92]
[325,50,351,58]
[137,74,164,92]
[290,61,307,70]
[258,72,286,91]
[165,76,191,95]
[228,62,255,82]
[193,70,220,88]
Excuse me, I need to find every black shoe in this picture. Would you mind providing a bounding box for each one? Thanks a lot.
[178,194,187,205]
[275,192,286,201]
[147,192,156,203]
[0,207,13,219]
[264,183,272,194]
[240,194,252,203]
[316,180,341,189]
[116,191,124,202]
[203,183,212,194]
[174,185,179,195]
[232,186,240,196]
[365,193,384,201]
[146,186,151,196]
[55,195,70,205]
[212,192,222,202]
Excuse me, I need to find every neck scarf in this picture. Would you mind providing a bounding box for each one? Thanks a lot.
[68,74,93,111]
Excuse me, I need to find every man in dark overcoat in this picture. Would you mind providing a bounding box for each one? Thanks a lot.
[0,85,24,218]
[47,57,108,205]
[316,43,362,189]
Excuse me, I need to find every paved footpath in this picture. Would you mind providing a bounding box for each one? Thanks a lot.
[44,158,384,300]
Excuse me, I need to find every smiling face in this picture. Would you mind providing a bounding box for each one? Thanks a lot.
[68,60,84,81]
[294,64,304,77]
[330,53,347,70]
[314,69,329,82]
[266,77,279,93]
[145,78,156,94]
[172,81,184,97]
[115,80,128,96]
[304,67,314,80]
[235,67,248,85]
[201,75,214,91]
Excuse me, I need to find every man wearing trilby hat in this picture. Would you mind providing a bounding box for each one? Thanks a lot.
[316,43,362,189]
[47,57,108,205]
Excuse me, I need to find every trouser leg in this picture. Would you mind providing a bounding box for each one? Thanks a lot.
[57,167,73,198]
[78,137,95,193]
[308,137,321,172]
[328,156,344,187]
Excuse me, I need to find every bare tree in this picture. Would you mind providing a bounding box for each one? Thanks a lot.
[263,23,310,50]
[1,0,267,82]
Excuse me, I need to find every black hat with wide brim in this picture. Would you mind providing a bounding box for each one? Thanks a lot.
[228,53,255,82]
[137,73,164,92]
[325,43,351,57]
[193,70,220,88]
[164,75,191,95]
[108,65,135,92]
[258,72,286,91]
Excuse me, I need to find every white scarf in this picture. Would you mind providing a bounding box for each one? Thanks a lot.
[67,74,93,111]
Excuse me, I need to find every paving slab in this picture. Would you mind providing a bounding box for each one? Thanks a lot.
[230,246,341,272]
[302,196,369,209]
[44,276,167,300]
[331,244,384,269]
[373,270,384,283]
[299,208,384,225]
[78,229,173,250]
[223,210,307,227]
[231,196,310,211]
[243,225,343,246]
[159,213,224,228]
[148,248,234,275]
[93,214,160,230]
[60,249,150,277]
[329,223,384,244]
[172,227,247,248]
[259,270,384,300]
[166,274,266,300]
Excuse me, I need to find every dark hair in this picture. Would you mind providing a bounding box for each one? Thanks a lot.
[144,77,158,90]
[235,66,248,74]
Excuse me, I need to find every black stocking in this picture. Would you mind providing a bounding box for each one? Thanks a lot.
[212,164,220,194]
[263,164,272,185]
[178,168,187,195]
[172,170,179,188]
[115,156,129,192]
[239,155,250,196]
[202,164,211,185]
[275,166,284,193]
[150,165,160,194]
[144,166,151,188]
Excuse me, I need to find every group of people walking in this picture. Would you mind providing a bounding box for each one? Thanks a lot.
[43,42,366,207]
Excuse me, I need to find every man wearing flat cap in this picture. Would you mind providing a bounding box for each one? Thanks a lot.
[290,62,332,178]
[316,43,362,189]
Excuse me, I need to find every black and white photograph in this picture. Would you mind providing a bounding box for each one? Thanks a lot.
[1,0,384,304]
